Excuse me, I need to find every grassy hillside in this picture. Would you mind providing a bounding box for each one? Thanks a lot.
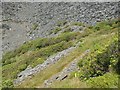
[2,18,119,88]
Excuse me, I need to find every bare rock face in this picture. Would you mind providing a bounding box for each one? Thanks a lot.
[2,2,119,52]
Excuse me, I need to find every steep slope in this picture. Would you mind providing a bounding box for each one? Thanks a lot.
[2,18,119,88]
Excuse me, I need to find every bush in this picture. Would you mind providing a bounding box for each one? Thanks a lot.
[78,40,118,80]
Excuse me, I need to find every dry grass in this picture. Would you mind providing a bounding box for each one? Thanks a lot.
[50,77,88,88]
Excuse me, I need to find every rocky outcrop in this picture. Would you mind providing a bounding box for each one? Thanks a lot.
[14,46,76,85]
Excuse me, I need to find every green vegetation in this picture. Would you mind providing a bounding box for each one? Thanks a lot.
[75,19,119,88]
[88,19,119,31]
[2,18,119,88]
[86,73,118,88]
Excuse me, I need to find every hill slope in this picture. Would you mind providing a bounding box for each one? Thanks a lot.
[2,18,119,88]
